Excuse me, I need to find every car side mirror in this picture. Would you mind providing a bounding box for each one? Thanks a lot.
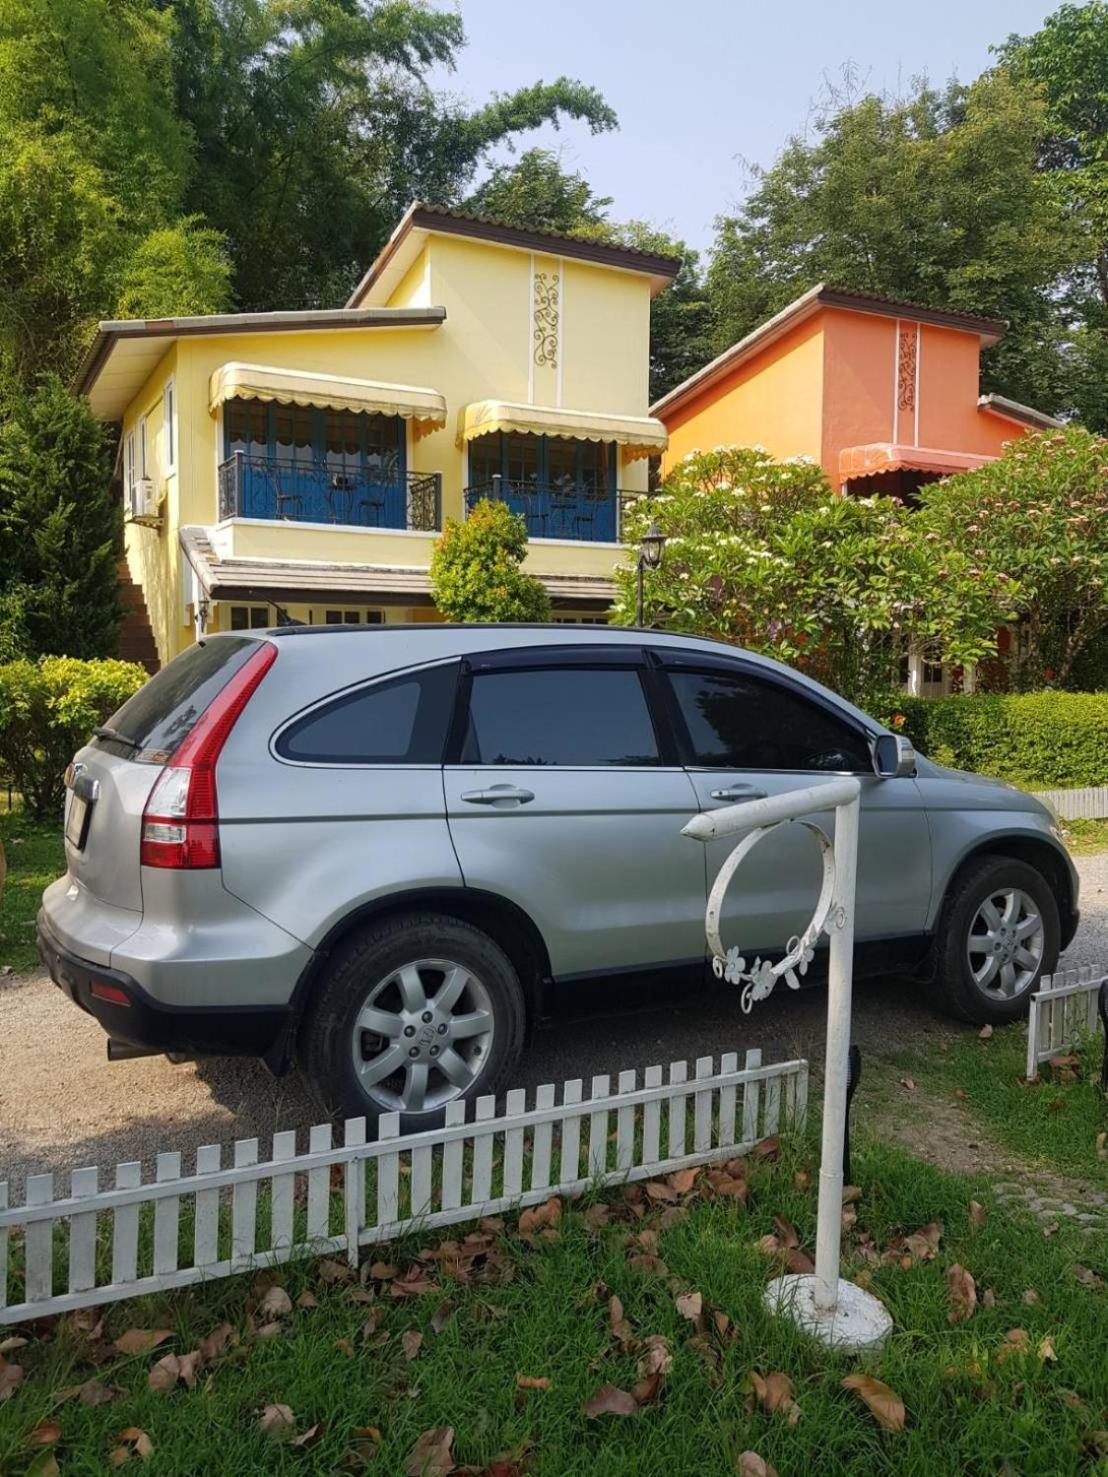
[875,733,916,779]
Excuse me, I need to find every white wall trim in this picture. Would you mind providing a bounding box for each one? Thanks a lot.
[913,322,921,447]
[556,258,565,408]
[891,319,901,444]
[527,252,535,406]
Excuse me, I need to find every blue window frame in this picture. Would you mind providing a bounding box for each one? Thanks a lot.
[222,399,408,526]
[468,432,618,541]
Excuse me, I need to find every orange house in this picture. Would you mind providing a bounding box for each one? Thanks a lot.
[651,285,1062,692]
[653,284,1060,498]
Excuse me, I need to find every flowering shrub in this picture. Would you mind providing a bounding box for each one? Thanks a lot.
[918,427,1108,688]
[430,500,551,623]
[614,447,1015,704]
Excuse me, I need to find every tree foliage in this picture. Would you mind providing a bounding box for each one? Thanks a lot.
[613,447,1015,704]
[430,499,551,624]
[706,70,1073,416]
[0,378,122,660]
[917,426,1108,686]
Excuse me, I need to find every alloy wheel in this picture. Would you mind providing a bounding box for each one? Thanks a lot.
[350,957,495,1113]
[966,887,1044,999]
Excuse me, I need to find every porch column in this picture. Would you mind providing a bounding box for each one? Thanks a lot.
[962,663,977,695]
[905,645,923,697]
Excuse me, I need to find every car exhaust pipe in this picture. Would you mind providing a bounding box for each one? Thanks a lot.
[106,1038,160,1062]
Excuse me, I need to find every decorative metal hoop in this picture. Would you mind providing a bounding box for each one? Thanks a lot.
[707,819,839,1012]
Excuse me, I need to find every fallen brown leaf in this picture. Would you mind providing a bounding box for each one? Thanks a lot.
[1038,1335,1058,1362]
[737,1453,779,1477]
[27,1419,62,1447]
[969,1201,988,1229]
[675,1290,703,1321]
[113,1329,172,1356]
[979,1024,993,1040]
[291,1423,324,1449]
[402,1329,424,1361]
[516,1375,550,1391]
[608,1294,633,1346]
[28,1455,61,1477]
[318,1259,355,1284]
[1072,1264,1105,1290]
[755,1234,781,1256]
[518,1198,562,1235]
[0,1337,27,1354]
[584,1204,610,1232]
[197,1323,236,1361]
[636,1333,672,1379]
[582,1384,638,1417]
[750,1369,796,1415]
[669,1167,700,1194]
[751,1135,780,1160]
[259,1404,296,1440]
[54,1378,119,1406]
[430,1300,455,1334]
[842,1373,906,1431]
[258,1285,293,1318]
[903,1221,943,1260]
[784,1248,815,1275]
[946,1264,977,1324]
[0,1356,23,1401]
[296,1291,320,1311]
[335,1337,355,1358]
[996,1329,1031,1364]
[982,1288,997,1308]
[772,1215,800,1249]
[645,1180,678,1203]
[626,1253,669,1275]
[368,1261,398,1280]
[630,1371,664,1405]
[115,1427,154,1462]
[841,1184,861,1204]
[899,1077,916,1091]
[1022,1288,1043,1306]
[405,1425,455,1475]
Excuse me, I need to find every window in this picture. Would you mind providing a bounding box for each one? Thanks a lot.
[164,378,176,472]
[466,432,615,497]
[666,667,870,773]
[138,416,148,480]
[277,663,459,765]
[125,431,136,494]
[324,610,384,626]
[461,667,659,767]
[230,605,270,631]
[99,637,259,760]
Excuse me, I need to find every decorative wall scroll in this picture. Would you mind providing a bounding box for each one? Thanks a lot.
[533,270,559,368]
[897,325,917,413]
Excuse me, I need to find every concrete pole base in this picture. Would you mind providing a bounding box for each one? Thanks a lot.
[763,1273,892,1352]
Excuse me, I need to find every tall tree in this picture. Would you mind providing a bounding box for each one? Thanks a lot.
[707,70,1074,416]
[466,148,612,233]
[997,2,1108,428]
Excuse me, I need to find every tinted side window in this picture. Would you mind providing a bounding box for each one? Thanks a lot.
[667,668,870,773]
[462,667,659,766]
[277,662,458,764]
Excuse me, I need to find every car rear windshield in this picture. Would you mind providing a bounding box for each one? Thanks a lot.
[95,637,259,761]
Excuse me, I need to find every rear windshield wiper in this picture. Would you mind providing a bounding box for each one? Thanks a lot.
[93,724,141,750]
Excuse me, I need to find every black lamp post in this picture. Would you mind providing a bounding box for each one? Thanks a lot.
[636,521,666,626]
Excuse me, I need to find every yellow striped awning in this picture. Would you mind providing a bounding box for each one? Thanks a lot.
[459,399,668,461]
[209,363,447,427]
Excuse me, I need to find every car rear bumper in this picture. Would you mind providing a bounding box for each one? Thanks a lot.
[38,910,290,1060]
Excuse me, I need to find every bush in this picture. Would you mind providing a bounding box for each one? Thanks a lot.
[430,499,551,622]
[0,657,148,819]
[870,690,1108,789]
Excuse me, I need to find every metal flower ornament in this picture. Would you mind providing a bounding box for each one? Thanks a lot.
[707,818,839,1014]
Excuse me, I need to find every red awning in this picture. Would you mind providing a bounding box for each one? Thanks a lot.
[839,443,996,480]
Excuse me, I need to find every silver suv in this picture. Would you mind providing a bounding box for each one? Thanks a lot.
[40,625,1079,1128]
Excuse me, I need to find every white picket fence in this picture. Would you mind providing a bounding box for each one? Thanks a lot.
[1025,967,1107,1079]
[0,1049,807,1326]
[1033,785,1108,821]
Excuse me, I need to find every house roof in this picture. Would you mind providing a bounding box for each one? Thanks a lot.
[651,284,1009,421]
[179,526,615,610]
[977,393,1064,431]
[74,306,445,421]
[346,203,681,309]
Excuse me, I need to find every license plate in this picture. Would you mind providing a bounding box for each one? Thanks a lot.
[65,793,90,850]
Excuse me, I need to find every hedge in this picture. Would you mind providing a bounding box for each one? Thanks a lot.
[870,690,1108,790]
[0,657,149,819]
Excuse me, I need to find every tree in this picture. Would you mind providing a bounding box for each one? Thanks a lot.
[430,500,551,623]
[0,378,122,660]
[613,447,1013,703]
[997,2,1108,428]
[706,70,1073,417]
[917,426,1108,687]
[115,216,233,320]
[467,148,611,233]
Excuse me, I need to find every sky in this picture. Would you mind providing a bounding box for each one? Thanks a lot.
[438,0,1059,255]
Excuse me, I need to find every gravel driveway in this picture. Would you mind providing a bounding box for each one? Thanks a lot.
[4,853,1107,1191]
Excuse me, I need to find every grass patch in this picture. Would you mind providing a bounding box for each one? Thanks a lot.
[925,1022,1108,1187]
[2,1141,1106,1475]
[1060,817,1108,855]
[0,806,64,972]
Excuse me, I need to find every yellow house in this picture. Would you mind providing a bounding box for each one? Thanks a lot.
[74,205,677,664]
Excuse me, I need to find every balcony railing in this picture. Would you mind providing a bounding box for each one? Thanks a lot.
[465,475,650,542]
[218,452,442,532]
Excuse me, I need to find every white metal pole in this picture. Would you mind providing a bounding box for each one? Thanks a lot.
[812,791,860,1312]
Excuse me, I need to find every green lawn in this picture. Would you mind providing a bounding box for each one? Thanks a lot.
[1058,817,1108,856]
[1,1140,1106,1476]
[0,807,65,973]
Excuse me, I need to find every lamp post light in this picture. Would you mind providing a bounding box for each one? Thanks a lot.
[636,521,666,627]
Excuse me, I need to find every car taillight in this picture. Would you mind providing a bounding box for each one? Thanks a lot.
[140,641,277,869]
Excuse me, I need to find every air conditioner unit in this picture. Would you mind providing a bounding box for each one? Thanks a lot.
[129,478,158,520]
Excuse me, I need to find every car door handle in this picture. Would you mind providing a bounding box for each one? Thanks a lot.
[459,785,536,807]
[709,786,768,803]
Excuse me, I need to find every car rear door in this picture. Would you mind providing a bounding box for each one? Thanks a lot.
[442,646,705,979]
[657,654,932,955]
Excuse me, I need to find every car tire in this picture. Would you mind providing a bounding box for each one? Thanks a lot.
[934,854,1059,1025]
[300,911,527,1132]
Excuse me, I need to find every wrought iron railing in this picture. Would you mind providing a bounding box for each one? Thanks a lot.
[218,452,442,532]
[465,475,652,542]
